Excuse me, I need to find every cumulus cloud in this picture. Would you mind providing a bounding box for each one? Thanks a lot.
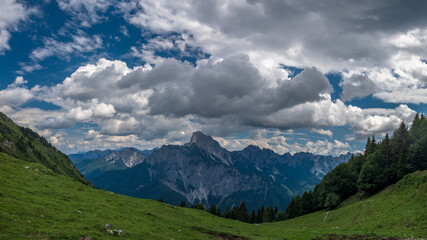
[3,1,426,155]
[347,104,416,140]
[391,28,427,48]
[341,74,378,102]
[311,128,333,138]
[35,102,115,129]
[22,57,415,145]
[120,0,427,71]
[148,56,331,118]
[0,76,33,107]
[304,140,351,156]
[117,0,427,105]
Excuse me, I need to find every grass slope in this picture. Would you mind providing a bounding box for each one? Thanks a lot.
[1,153,426,240]
[0,113,89,185]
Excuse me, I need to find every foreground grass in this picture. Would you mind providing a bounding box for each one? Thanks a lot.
[1,153,426,239]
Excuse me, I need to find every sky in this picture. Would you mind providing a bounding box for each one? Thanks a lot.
[1,0,427,155]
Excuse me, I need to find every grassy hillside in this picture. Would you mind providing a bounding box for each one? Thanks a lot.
[0,113,90,185]
[1,153,426,239]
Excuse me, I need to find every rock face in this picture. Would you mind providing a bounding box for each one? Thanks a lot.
[69,148,148,179]
[84,132,351,211]
[185,131,232,166]
[105,148,147,168]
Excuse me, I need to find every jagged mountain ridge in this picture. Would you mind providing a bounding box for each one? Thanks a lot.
[69,147,150,179]
[81,131,350,211]
[104,147,148,168]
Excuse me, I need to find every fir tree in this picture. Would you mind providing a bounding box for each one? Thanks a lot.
[237,201,249,222]
[249,210,256,223]
[209,204,217,215]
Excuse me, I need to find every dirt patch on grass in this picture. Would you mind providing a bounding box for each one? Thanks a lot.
[26,233,50,240]
[204,231,249,240]
[312,234,406,240]
[193,227,249,240]
[412,170,427,176]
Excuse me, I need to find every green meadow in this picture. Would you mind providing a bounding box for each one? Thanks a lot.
[1,153,426,239]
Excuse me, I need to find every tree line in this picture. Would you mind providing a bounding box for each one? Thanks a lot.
[285,113,427,219]
[160,114,426,223]
[179,200,287,223]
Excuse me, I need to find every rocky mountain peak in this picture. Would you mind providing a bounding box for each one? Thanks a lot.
[188,131,232,166]
[190,131,214,144]
[243,145,261,152]
[105,148,147,168]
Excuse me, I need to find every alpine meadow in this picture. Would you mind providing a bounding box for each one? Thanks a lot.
[1,0,427,239]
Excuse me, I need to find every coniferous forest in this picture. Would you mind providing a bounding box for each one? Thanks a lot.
[285,113,427,219]
[192,113,427,223]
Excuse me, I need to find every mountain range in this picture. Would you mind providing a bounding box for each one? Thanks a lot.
[71,131,351,210]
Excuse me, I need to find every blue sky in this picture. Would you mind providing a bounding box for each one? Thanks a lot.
[1,0,427,155]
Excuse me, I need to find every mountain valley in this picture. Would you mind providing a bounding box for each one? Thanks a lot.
[72,131,351,210]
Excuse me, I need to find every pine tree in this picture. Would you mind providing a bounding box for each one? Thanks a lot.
[382,133,391,166]
[216,206,222,217]
[255,208,263,223]
[180,201,186,207]
[364,137,371,155]
[370,135,377,152]
[224,205,231,218]
[268,206,275,222]
[300,191,314,214]
[237,201,249,222]
[263,206,272,222]
[249,210,256,223]
[393,122,409,179]
[275,211,287,221]
[194,202,205,210]
[209,204,217,215]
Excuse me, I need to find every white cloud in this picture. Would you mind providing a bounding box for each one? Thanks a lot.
[0,0,36,54]
[215,132,350,156]
[304,139,351,156]
[0,76,33,107]
[30,33,103,62]
[14,57,413,148]
[391,29,427,48]
[0,53,418,157]
[117,0,427,106]
[92,102,116,117]
[0,29,11,53]
[49,133,64,146]
[311,128,333,138]
[56,0,112,27]
[375,89,427,104]
[67,106,93,121]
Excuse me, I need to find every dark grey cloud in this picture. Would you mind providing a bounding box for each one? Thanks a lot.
[118,58,193,90]
[146,55,331,119]
[341,74,378,102]
[124,0,427,72]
